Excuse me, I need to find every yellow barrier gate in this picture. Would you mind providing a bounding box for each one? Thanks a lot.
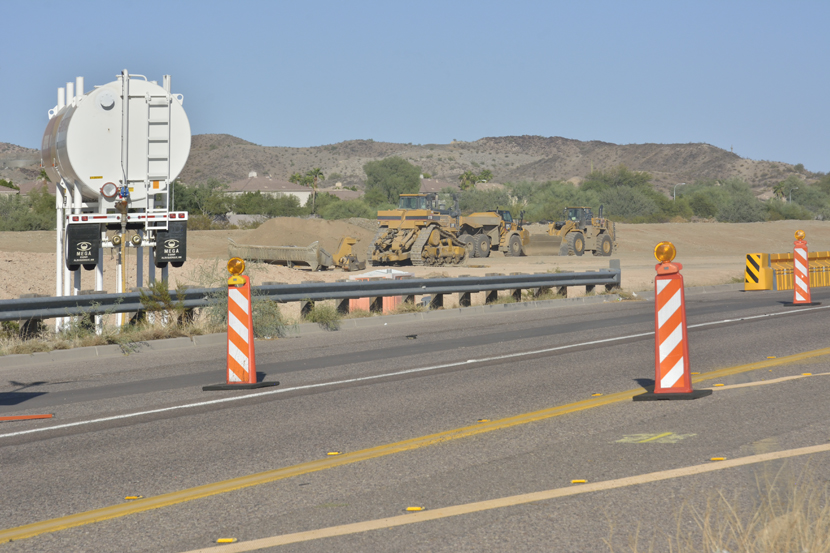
[745,251,830,291]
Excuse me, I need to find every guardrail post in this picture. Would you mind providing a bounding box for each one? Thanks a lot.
[485,273,499,304]
[335,280,350,314]
[300,281,317,317]
[606,259,622,292]
[510,273,523,302]
[458,275,472,307]
[585,272,596,294]
[18,294,47,338]
[556,286,568,297]
[533,273,551,298]
[428,293,443,309]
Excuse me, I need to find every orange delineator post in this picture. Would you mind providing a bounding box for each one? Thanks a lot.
[227,275,256,384]
[634,247,711,401]
[653,267,692,394]
[793,239,812,304]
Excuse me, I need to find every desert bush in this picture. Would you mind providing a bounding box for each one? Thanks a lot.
[363,157,421,203]
[303,302,341,331]
[0,188,54,230]
[234,191,308,217]
[319,199,375,220]
[765,199,813,221]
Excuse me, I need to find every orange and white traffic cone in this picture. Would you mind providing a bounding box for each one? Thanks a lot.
[204,258,279,391]
[787,230,820,306]
[634,242,711,401]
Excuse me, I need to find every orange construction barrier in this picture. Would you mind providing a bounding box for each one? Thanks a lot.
[634,242,711,401]
[204,258,279,391]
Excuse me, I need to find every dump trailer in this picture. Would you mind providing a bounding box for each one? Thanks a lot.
[458,209,531,257]
[228,237,365,271]
[522,206,616,257]
[368,193,467,266]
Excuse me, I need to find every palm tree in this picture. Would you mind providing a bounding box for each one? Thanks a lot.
[772,181,786,200]
[304,168,324,212]
[459,170,477,191]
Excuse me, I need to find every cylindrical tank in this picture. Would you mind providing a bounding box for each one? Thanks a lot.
[41,75,190,202]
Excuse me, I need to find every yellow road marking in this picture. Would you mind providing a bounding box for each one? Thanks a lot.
[2,346,829,545]
[703,371,830,391]
[635,432,674,443]
[182,442,830,552]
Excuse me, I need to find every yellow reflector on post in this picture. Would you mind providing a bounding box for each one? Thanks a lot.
[228,257,245,276]
[795,229,805,241]
[654,241,676,263]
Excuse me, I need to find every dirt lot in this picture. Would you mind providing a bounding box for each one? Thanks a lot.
[1,219,827,312]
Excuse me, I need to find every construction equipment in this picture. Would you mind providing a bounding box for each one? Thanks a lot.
[523,206,616,257]
[458,209,531,257]
[331,237,366,271]
[228,236,365,271]
[368,193,467,266]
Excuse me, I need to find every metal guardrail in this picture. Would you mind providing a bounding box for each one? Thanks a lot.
[0,269,621,322]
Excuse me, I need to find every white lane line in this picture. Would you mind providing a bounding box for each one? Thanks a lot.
[3,304,829,440]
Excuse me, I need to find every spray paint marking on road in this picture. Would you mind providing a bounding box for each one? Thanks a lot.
[1,347,829,545]
[2,305,829,441]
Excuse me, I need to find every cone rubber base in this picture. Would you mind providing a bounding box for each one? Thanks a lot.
[203,381,280,391]
[782,302,821,307]
[633,389,713,401]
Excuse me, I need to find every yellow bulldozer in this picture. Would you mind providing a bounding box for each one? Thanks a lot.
[368,193,468,266]
[458,209,531,258]
[523,206,616,257]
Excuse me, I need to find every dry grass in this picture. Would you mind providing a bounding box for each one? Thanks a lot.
[0,316,218,357]
[605,464,830,553]
[390,301,427,314]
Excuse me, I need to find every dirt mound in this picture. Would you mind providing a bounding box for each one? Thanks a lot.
[239,217,377,257]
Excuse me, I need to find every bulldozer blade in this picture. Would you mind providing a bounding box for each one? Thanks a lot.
[228,239,334,271]
[344,258,366,272]
[522,235,563,256]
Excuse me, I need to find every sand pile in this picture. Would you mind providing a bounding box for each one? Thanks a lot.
[239,217,378,258]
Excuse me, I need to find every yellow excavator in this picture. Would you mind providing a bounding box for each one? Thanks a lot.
[368,193,468,266]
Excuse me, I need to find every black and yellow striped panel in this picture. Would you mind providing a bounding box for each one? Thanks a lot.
[745,254,761,283]
[744,253,772,291]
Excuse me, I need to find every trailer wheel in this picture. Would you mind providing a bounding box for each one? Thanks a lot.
[474,235,491,258]
[459,235,476,257]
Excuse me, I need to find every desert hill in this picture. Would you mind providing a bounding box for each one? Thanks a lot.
[1,134,813,197]
[174,134,818,196]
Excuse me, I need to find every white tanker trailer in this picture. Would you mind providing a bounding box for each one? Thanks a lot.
[43,70,192,328]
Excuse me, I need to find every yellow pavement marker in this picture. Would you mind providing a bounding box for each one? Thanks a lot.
[1,346,829,545]
[181,442,830,552]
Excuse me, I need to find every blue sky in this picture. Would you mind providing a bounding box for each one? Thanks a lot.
[2,1,828,172]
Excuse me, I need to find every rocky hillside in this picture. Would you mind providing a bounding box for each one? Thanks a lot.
[180,134,812,196]
[0,143,40,184]
[1,134,814,197]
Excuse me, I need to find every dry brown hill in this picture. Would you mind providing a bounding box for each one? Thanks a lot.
[1,134,813,198]
[179,134,810,196]
[0,143,40,184]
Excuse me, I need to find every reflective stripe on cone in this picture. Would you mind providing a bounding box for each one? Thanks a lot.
[793,240,812,304]
[653,273,692,394]
[227,276,256,384]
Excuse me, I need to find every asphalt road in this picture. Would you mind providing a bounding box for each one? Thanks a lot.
[1,287,829,552]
